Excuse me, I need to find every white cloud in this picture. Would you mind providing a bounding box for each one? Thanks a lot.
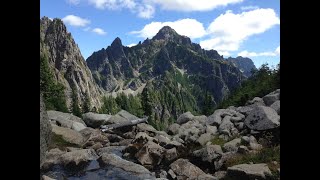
[275,46,280,55]
[151,0,243,11]
[200,8,280,53]
[127,43,137,47]
[130,18,206,39]
[88,0,136,10]
[238,46,280,57]
[48,17,53,21]
[67,0,80,5]
[137,4,155,19]
[62,15,90,27]
[240,6,259,11]
[92,28,107,35]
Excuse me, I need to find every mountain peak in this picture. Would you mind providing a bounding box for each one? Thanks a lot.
[111,37,123,47]
[152,26,179,41]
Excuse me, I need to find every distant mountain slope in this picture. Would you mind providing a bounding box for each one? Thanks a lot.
[87,26,245,121]
[227,56,257,77]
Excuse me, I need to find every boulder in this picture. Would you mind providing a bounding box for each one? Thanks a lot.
[207,109,242,126]
[116,110,138,121]
[42,175,56,180]
[168,123,180,135]
[198,174,218,180]
[246,97,265,106]
[59,149,98,168]
[249,143,263,151]
[82,112,112,128]
[244,106,280,130]
[170,159,208,179]
[159,170,168,179]
[96,146,126,156]
[51,124,84,146]
[177,111,194,124]
[168,169,176,179]
[135,141,165,166]
[164,147,178,162]
[236,106,254,116]
[108,114,130,124]
[226,163,272,180]
[81,128,110,148]
[214,171,227,180]
[193,115,208,124]
[218,116,235,136]
[270,100,280,115]
[197,133,214,146]
[41,148,65,170]
[223,138,241,152]
[206,125,218,135]
[40,95,52,167]
[133,132,157,144]
[263,92,280,106]
[238,145,249,154]
[193,144,223,163]
[47,110,86,131]
[137,123,157,134]
[155,134,172,147]
[214,152,237,171]
[99,153,155,179]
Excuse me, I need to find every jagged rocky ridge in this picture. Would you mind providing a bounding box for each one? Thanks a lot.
[87,26,254,121]
[40,89,280,180]
[40,17,103,110]
[227,56,257,77]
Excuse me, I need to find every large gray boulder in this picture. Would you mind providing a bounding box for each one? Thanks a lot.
[263,90,280,106]
[47,110,86,130]
[116,110,139,121]
[177,111,194,124]
[197,133,214,146]
[59,149,99,167]
[51,124,85,146]
[82,112,112,128]
[270,100,280,115]
[137,123,157,134]
[193,144,223,163]
[170,159,211,179]
[99,153,155,179]
[108,114,130,124]
[223,138,241,152]
[40,95,52,167]
[226,163,272,180]
[96,146,126,156]
[167,123,180,135]
[244,106,280,131]
[207,109,244,126]
[135,141,165,166]
[246,97,265,106]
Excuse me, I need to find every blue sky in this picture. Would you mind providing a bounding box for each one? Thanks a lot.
[40,0,280,68]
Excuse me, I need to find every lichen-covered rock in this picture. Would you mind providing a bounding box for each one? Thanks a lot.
[244,106,280,131]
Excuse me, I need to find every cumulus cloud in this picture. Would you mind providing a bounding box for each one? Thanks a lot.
[130,18,206,39]
[238,46,280,57]
[200,8,280,55]
[137,4,155,19]
[126,43,137,47]
[88,0,136,10]
[62,15,90,27]
[92,28,107,35]
[66,0,81,5]
[151,0,243,12]
[275,46,280,55]
[240,6,259,11]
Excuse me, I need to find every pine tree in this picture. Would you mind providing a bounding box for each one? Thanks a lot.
[82,92,91,113]
[72,88,82,117]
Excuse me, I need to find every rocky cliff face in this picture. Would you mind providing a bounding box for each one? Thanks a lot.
[40,17,103,110]
[40,94,52,167]
[227,56,257,77]
[87,26,244,121]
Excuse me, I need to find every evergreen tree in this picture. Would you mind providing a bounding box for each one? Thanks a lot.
[71,88,82,117]
[40,53,68,112]
[82,92,91,113]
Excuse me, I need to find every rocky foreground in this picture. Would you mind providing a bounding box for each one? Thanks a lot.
[40,89,280,180]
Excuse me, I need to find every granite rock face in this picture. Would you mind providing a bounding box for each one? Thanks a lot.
[40,17,103,111]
